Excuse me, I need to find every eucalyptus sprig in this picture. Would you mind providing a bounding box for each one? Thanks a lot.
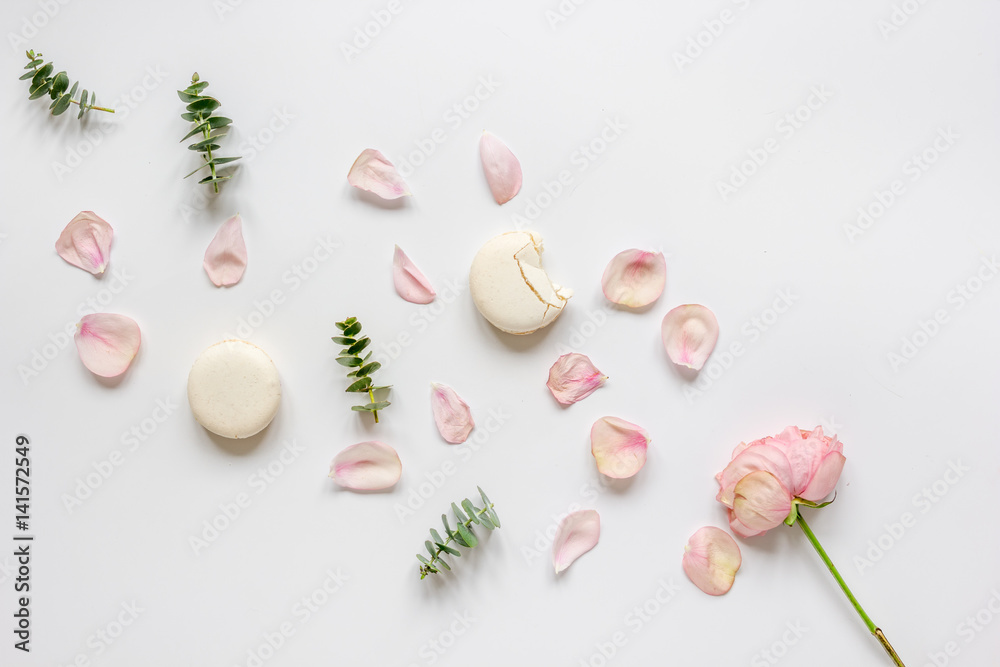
[417,487,500,580]
[333,317,390,423]
[178,73,240,193]
[19,50,113,119]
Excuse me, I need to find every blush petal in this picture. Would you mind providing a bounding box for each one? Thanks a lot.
[74,313,141,377]
[431,382,475,444]
[329,441,402,490]
[480,131,522,205]
[661,304,719,371]
[546,353,607,405]
[55,211,114,275]
[552,509,600,573]
[393,245,436,304]
[732,471,793,534]
[203,214,248,287]
[591,416,650,479]
[347,148,410,199]
[601,249,666,308]
[682,526,742,595]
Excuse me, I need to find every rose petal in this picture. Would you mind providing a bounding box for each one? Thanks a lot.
[553,509,600,573]
[347,148,410,199]
[74,313,141,377]
[393,245,436,304]
[431,383,474,444]
[732,471,793,534]
[601,249,666,308]
[55,211,113,275]
[591,416,650,478]
[715,444,794,508]
[727,508,765,539]
[682,526,742,595]
[203,214,247,287]
[546,353,607,405]
[798,451,847,502]
[661,304,719,371]
[480,131,522,205]
[328,441,401,490]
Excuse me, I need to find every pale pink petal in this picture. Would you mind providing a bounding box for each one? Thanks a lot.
[715,444,794,508]
[347,148,410,199]
[682,526,742,595]
[203,214,248,287]
[55,211,113,275]
[662,304,719,371]
[732,471,793,534]
[431,383,474,444]
[74,313,141,377]
[480,131,522,205]
[591,416,650,479]
[552,509,600,573]
[393,245,436,304]
[728,508,765,539]
[601,249,666,308]
[798,451,847,502]
[328,441,401,490]
[546,353,607,405]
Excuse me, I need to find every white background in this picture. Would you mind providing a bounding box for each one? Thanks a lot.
[2,1,999,666]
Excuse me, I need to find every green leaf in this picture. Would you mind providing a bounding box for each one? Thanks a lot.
[351,405,374,413]
[180,122,212,142]
[479,513,496,530]
[19,71,35,81]
[183,162,214,178]
[357,361,381,377]
[478,487,492,507]
[363,401,390,411]
[451,502,467,523]
[436,558,451,571]
[456,522,478,548]
[187,138,221,152]
[425,541,436,558]
[50,94,72,116]
[429,528,444,545]
[188,80,210,94]
[462,500,480,524]
[347,338,371,355]
[417,554,430,565]
[180,112,198,122]
[343,321,362,337]
[68,81,79,100]
[50,71,69,96]
[486,506,500,528]
[336,356,363,367]
[370,385,392,392]
[437,542,461,557]
[331,336,355,345]
[28,82,51,100]
[345,377,372,393]
[177,90,205,103]
[34,62,53,82]
[208,116,233,128]
[198,174,232,185]
[211,156,241,165]
[186,97,221,114]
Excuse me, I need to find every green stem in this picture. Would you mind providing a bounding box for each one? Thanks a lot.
[367,388,378,423]
[201,118,219,194]
[794,513,905,666]
[71,99,114,113]
[422,507,490,578]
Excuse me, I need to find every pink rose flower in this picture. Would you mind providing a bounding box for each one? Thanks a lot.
[716,426,845,538]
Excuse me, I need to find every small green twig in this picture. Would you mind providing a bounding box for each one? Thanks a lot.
[20,49,113,119]
[333,317,390,422]
[417,487,501,579]
[178,72,240,193]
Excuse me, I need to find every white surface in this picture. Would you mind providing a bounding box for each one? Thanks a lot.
[1,2,999,666]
